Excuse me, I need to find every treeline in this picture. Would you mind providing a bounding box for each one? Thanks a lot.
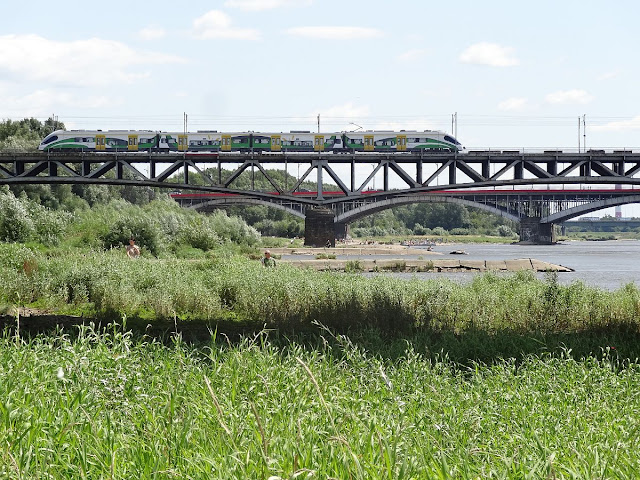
[350,203,518,238]
[2,117,517,239]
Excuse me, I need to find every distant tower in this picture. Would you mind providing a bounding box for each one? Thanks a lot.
[616,184,622,218]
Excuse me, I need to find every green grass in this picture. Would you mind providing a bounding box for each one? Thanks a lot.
[3,247,640,339]
[1,324,640,479]
[3,245,640,477]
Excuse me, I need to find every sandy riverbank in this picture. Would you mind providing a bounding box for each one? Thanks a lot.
[266,245,573,273]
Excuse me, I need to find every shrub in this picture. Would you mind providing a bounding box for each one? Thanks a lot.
[102,214,163,256]
[0,193,35,242]
[495,225,517,237]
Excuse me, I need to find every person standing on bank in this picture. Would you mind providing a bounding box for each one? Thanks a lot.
[261,249,276,267]
[126,238,141,259]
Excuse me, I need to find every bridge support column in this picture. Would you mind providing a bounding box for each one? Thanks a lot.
[304,207,336,247]
[519,217,556,244]
[335,222,349,240]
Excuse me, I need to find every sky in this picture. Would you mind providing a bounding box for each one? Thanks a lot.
[2,0,640,214]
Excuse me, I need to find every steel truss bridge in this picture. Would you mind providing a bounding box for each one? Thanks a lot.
[3,150,640,243]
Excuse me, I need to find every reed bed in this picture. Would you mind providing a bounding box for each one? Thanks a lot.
[2,247,640,338]
[1,324,639,479]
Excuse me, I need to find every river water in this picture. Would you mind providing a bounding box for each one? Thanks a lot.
[411,240,640,290]
[284,240,640,291]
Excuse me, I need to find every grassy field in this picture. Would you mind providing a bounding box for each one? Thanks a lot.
[1,323,640,479]
[3,246,640,477]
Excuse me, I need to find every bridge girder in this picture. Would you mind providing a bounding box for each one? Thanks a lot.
[4,152,640,223]
[184,197,306,219]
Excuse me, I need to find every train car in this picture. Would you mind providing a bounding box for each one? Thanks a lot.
[39,129,463,153]
[38,130,161,152]
[343,130,463,153]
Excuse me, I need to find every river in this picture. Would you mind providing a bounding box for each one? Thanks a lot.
[412,240,640,290]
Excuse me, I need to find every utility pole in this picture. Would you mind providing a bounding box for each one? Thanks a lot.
[578,116,581,153]
[317,114,320,133]
[583,114,586,152]
[452,112,458,137]
[184,112,188,135]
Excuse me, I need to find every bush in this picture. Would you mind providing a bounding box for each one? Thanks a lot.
[0,190,71,245]
[179,220,221,251]
[495,225,517,237]
[0,193,35,242]
[413,223,431,235]
[102,214,163,256]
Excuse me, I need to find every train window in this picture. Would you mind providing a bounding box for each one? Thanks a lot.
[42,135,58,144]
[444,135,461,145]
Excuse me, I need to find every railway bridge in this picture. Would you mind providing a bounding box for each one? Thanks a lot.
[2,150,640,245]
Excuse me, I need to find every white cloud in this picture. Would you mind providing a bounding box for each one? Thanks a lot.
[192,11,260,40]
[285,26,383,40]
[224,0,312,10]
[0,89,115,117]
[138,26,166,41]
[318,102,370,119]
[0,34,184,88]
[459,42,519,67]
[592,116,640,132]
[545,89,593,105]
[498,97,529,111]
[597,70,620,81]
[397,49,429,63]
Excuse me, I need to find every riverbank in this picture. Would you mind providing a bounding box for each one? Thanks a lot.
[268,245,572,272]
[280,257,573,272]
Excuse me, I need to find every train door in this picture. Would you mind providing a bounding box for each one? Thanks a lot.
[96,134,106,151]
[364,135,374,152]
[178,135,188,152]
[271,135,281,152]
[221,135,232,152]
[128,134,139,151]
[314,135,325,152]
[396,135,407,152]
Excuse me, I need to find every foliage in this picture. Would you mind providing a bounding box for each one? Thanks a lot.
[0,117,62,152]
[495,224,517,237]
[350,203,518,239]
[0,188,72,245]
[67,197,260,256]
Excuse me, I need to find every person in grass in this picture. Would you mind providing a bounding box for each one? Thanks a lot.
[126,238,141,259]
[261,249,276,267]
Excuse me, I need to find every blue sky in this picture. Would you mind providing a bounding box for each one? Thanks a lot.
[2,0,640,153]
[3,0,640,217]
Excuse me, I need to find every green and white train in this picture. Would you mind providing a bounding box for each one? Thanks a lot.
[39,129,464,153]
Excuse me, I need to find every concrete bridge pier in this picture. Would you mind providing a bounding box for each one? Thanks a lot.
[304,207,336,247]
[334,222,349,241]
[519,217,556,244]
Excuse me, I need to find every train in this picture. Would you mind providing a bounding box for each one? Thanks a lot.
[38,129,464,153]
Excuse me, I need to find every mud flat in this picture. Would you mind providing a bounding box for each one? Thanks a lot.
[280,257,573,273]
